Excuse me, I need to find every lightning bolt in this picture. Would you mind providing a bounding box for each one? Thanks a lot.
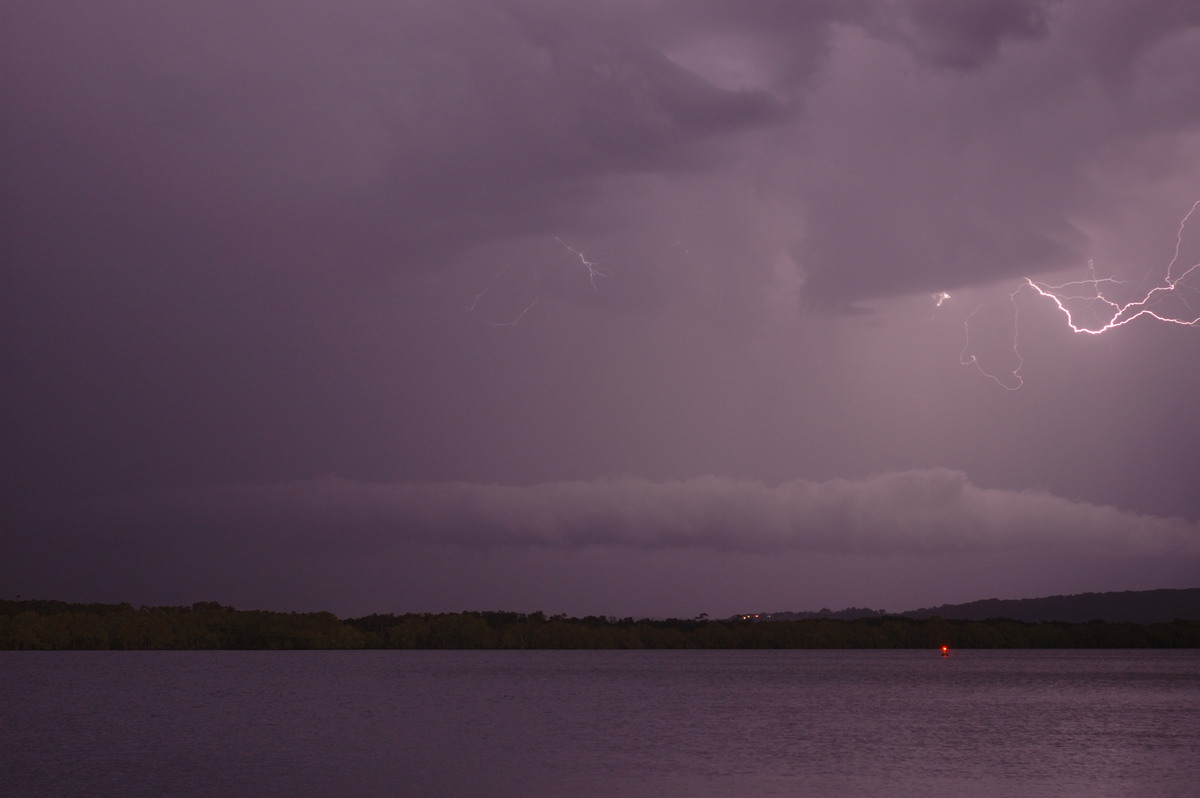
[467,261,514,312]
[467,237,611,329]
[960,293,1025,390]
[554,237,609,289]
[1023,200,1200,334]
[962,199,1200,389]
[490,298,539,328]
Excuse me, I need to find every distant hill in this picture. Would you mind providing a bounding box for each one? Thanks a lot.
[900,589,1200,624]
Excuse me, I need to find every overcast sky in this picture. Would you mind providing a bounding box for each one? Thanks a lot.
[4,0,1200,618]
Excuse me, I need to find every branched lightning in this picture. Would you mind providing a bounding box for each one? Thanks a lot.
[962,199,1200,389]
[554,237,610,289]
[467,237,610,328]
[1023,200,1200,334]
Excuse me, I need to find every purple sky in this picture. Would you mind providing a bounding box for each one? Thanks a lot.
[4,0,1200,618]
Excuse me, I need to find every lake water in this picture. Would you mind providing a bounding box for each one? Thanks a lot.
[2,650,1197,797]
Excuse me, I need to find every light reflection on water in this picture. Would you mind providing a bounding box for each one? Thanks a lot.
[2,649,1197,797]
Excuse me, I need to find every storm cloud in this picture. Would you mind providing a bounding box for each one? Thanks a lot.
[114,469,1199,556]
[4,0,1199,616]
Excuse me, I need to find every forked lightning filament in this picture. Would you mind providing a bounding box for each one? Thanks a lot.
[963,199,1200,389]
[554,237,609,289]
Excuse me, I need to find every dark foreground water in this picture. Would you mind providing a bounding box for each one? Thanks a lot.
[2,649,1197,797]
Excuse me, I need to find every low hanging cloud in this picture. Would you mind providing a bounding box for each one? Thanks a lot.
[114,468,1198,558]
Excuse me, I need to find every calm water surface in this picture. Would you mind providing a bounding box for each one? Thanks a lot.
[2,650,1197,797]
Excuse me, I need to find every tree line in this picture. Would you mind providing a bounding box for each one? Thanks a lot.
[1,600,1197,650]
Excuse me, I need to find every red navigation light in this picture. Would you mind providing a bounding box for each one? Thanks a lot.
[940,645,950,656]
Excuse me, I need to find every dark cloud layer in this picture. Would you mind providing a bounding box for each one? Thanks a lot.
[6,1,1196,299]
[873,0,1054,70]
[115,469,1199,556]
[3,1,1199,615]
[9,469,1197,617]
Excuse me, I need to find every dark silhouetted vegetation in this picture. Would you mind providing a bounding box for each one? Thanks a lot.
[1,600,1198,650]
